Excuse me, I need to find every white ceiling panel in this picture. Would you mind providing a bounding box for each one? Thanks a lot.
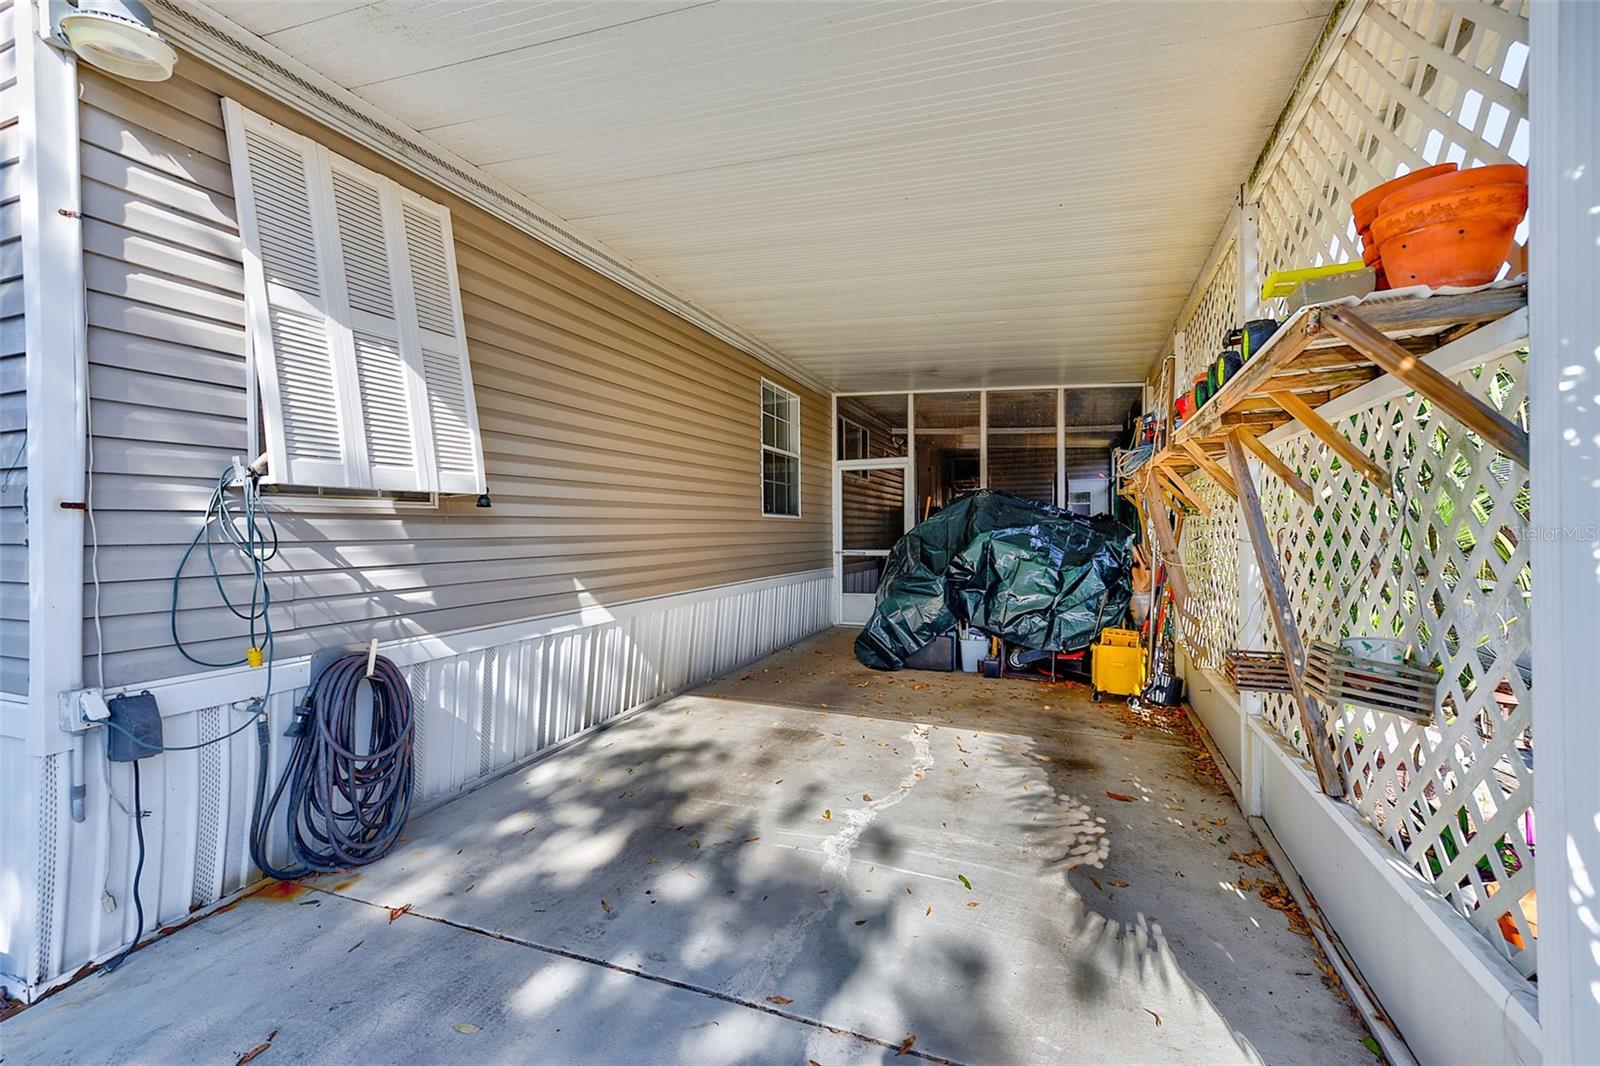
[204,0,1332,391]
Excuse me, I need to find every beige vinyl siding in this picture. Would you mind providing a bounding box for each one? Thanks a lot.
[80,60,829,686]
[985,446,1056,506]
[0,0,25,694]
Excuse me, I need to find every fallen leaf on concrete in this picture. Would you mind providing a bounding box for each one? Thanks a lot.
[925,906,933,916]
[1229,849,1271,867]
[744,836,760,844]
[1089,877,1103,891]
[823,809,832,821]
[235,1029,278,1066]
[600,900,612,915]
[774,779,784,785]
[965,901,980,909]
[1258,881,1314,937]
[862,794,873,801]
[690,840,702,849]
[1144,1008,1162,1027]
[896,1034,917,1056]
[1109,879,1128,888]
[767,995,793,1005]
[957,874,972,890]
[453,1023,480,1035]
[387,904,412,923]
[1106,791,1137,802]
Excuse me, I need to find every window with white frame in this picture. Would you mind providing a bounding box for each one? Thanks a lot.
[222,100,486,495]
[761,381,800,516]
[838,415,870,479]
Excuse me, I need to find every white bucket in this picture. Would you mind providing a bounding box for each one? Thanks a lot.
[959,635,988,673]
[1341,635,1406,664]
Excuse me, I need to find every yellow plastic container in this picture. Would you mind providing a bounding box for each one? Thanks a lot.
[1091,628,1144,700]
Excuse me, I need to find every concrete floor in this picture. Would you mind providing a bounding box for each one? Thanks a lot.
[2,628,1374,1065]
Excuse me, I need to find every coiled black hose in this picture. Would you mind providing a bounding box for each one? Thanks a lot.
[250,653,415,879]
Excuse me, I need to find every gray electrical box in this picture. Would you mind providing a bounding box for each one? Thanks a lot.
[106,691,163,762]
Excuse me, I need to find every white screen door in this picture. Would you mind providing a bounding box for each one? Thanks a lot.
[834,458,913,625]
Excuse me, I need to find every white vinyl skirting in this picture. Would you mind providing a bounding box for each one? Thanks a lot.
[0,568,834,998]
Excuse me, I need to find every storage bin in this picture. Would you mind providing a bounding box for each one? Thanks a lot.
[904,631,958,671]
[1091,628,1143,699]
[959,634,988,672]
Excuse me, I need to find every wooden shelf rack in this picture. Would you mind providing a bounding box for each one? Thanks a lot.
[1133,284,1528,797]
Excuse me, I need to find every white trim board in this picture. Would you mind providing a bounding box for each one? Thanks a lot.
[149,0,827,397]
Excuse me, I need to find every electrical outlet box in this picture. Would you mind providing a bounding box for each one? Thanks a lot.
[106,691,163,762]
[59,687,112,733]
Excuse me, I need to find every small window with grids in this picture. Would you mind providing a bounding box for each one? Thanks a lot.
[837,416,870,479]
[760,380,801,517]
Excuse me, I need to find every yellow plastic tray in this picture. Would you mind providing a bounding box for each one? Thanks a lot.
[1260,261,1367,300]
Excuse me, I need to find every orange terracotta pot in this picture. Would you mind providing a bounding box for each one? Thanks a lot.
[1371,177,1528,289]
[1351,163,1458,235]
[1376,163,1527,216]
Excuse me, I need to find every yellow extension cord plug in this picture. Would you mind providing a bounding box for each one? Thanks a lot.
[247,646,264,668]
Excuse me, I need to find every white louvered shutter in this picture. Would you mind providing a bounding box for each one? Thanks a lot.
[326,160,433,491]
[223,101,366,488]
[225,100,484,495]
[396,193,484,494]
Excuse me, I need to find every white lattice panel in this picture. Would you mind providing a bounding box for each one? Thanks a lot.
[1254,0,1530,315]
[1175,476,1241,673]
[1253,350,1535,976]
[1165,0,1538,978]
[1177,238,1240,390]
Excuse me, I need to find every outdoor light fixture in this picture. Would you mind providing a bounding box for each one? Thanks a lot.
[51,0,176,82]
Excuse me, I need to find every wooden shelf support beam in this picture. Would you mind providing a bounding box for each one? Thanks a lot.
[1269,390,1392,494]
[1320,307,1530,469]
[1157,467,1210,515]
[1222,433,1345,798]
[1179,438,1239,497]
[1142,483,1190,606]
[1234,427,1315,505]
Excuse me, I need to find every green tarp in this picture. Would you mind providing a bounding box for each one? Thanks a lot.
[854,490,1134,671]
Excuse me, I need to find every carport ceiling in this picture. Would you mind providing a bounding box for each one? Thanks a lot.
[200,1,1333,392]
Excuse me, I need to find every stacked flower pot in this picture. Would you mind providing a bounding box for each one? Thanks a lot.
[1353,162,1528,289]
